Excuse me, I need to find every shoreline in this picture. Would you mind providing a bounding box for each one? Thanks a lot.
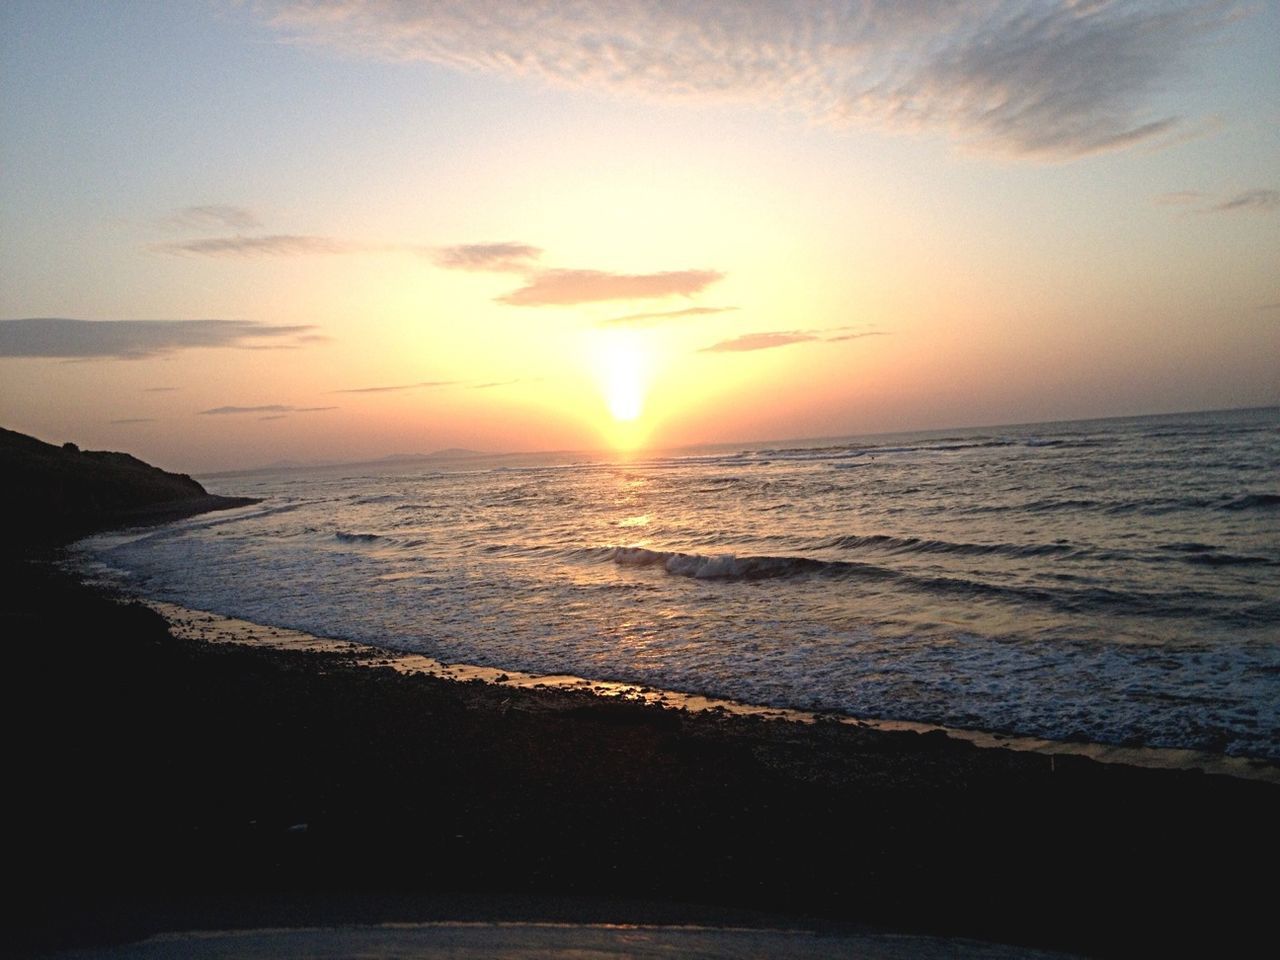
[151,599,1280,785]
[8,551,1279,957]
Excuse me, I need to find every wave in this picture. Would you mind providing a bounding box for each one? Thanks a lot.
[335,530,382,543]
[1158,542,1279,567]
[1219,492,1280,511]
[595,545,1267,624]
[819,532,1079,560]
[1181,552,1279,567]
[959,490,1280,517]
[606,546,827,580]
[350,493,402,504]
[616,434,1113,473]
[758,436,1106,464]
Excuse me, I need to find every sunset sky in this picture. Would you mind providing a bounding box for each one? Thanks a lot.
[2,1,1277,471]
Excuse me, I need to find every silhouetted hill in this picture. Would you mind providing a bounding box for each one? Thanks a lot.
[0,427,257,548]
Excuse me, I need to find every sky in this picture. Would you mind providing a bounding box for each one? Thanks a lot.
[1,0,1277,472]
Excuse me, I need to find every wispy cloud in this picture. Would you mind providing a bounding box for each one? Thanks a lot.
[824,331,889,343]
[1213,189,1280,213]
[199,404,338,416]
[0,318,318,360]
[332,380,460,394]
[470,379,521,389]
[256,1,1242,158]
[600,305,737,327]
[144,386,179,392]
[1158,187,1280,215]
[200,405,294,416]
[433,242,542,272]
[156,233,549,271]
[109,418,157,425]
[701,328,886,353]
[700,331,819,353]
[156,234,359,257]
[498,268,723,306]
[163,205,261,231]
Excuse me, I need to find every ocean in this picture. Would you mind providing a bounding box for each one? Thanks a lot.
[74,407,1280,760]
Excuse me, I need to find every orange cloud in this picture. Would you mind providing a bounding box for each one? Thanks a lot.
[498,268,723,306]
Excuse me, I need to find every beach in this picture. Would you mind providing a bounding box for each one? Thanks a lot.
[7,549,1278,958]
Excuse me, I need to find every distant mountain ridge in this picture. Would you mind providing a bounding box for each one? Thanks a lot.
[0,426,257,548]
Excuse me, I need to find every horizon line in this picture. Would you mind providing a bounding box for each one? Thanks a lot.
[199,402,1279,477]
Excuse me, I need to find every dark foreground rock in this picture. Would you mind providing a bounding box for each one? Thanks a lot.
[4,557,1277,959]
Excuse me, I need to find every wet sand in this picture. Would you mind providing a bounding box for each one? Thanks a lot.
[5,555,1278,958]
[153,601,1280,785]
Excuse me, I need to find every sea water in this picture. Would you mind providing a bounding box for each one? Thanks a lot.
[74,407,1280,759]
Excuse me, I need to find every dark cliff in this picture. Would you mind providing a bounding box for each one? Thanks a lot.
[0,427,256,547]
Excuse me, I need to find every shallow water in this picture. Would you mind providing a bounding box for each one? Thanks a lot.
[75,407,1280,759]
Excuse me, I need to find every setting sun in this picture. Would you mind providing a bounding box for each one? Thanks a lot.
[594,329,651,424]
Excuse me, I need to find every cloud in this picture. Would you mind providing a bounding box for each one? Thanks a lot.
[1213,189,1280,213]
[332,380,460,394]
[700,331,819,353]
[0,318,318,359]
[497,268,723,306]
[824,331,889,343]
[255,0,1241,158]
[259,415,288,421]
[433,242,542,272]
[470,379,520,389]
[200,405,295,416]
[156,234,359,257]
[157,234,546,270]
[164,205,261,231]
[144,386,179,392]
[199,405,338,416]
[701,328,886,353]
[600,305,737,327]
[110,418,157,425]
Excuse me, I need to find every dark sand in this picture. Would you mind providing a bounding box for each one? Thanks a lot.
[5,546,1278,959]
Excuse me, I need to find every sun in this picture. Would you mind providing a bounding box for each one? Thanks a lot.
[592,329,653,448]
